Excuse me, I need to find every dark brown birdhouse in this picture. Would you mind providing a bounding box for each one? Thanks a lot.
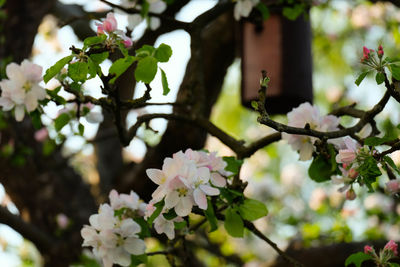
[241,11,313,114]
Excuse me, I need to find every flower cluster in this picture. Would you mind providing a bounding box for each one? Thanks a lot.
[145,149,229,238]
[234,0,260,21]
[96,13,133,48]
[282,102,340,161]
[81,190,146,267]
[361,45,384,68]
[0,60,46,121]
[363,240,398,266]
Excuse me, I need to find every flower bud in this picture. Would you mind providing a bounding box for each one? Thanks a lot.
[384,240,398,256]
[364,245,374,254]
[378,45,384,57]
[348,168,358,179]
[346,189,356,200]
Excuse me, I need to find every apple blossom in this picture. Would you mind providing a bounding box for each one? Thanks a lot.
[386,180,400,194]
[335,137,360,164]
[96,12,133,48]
[384,240,398,256]
[0,60,46,121]
[364,245,374,254]
[282,102,340,161]
[153,214,183,240]
[234,0,260,21]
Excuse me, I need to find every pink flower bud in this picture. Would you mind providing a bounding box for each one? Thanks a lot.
[346,189,356,200]
[103,13,118,32]
[34,128,48,142]
[122,38,133,48]
[384,240,398,256]
[336,149,357,164]
[378,45,384,57]
[348,168,358,179]
[56,213,69,229]
[386,180,400,194]
[363,46,370,59]
[342,163,349,169]
[96,23,104,35]
[364,245,374,254]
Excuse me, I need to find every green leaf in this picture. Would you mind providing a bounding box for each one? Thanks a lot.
[224,208,244,237]
[174,220,187,230]
[29,110,42,130]
[355,71,370,86]
[391,64,400,80]
[89,52,109,65]
[160,68,170,95]
[109,56,136,84]
[0,0,6,8]
[136,45,155,58]
[54,113,71,132]
[43,55,73,83]
[134,217,151,239]
[383,155,400,175]
[163,209,177,220]
[282,4,304,20]
[130,254,147,267]
[147,200,164,226]
[78,123,84,136]
[87,58,97,79]
[256,2,270,20]
[223,156,244,176]
[251,101,258,110]
[68,61,89,82]
[364,136,388,146]
[358,156,382,192]
[389,263,400,267]
[308,155,335,183]
[238,199,268,221]
[135,56,158,83]
[345,252,372,267]
[203,199,218,232]
[42,139,56,156]
[375,72,385,85]
[83,34,107,48]
[154,43,172,63]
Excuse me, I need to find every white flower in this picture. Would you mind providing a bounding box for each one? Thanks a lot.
[0,60,46,121]
[282,102,340,161]
[86,111,104,123]
[153,215,183,240]
[234,0,260,21]
[109,189,140,211]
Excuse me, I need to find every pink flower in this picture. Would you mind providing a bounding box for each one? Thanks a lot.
[386,180,400,194]
[34,128,48,142]
[384,240,398,256]
[336,137,359,164]
[378,45,384,57]
[363,46,370,59]
[56,213,69,229]
[364,245,374,254]
[348,168,358,179]
[103,13,118,32]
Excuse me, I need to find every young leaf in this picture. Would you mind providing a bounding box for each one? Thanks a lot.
[282,4,304,20]
[308,155,334,183]
[29,110,42,130]
[203,199,218,232]
[43,139,56,156]
[224,208,244,237]
[344,252,372,267]
[54,113,71,132]
[174,220,187,230]
[87,58,97,79]
[256,2,270,20]
[134,217,151,239]
[154,43,172,63]
[134,56,158,83]
[78,123,85,136]
[375,72,385,85]
[109,56,136,84]
[364,136,388,146]
[43,55,73,83]
[68,61,89,82]
[89,52,109,65]
[160,68,170,95]
[163,209,177,220]
[358,156,382,192]
[147,200,165,226]
[391,64,400,80]
[136,45,155,58]
[223,156,244,176]
[355,71,369,86]
[83,34,107,48]
[383,155,400,175]
[238,199,268,221]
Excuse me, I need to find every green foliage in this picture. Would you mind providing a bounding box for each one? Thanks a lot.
[203,199,218,232]
[83,35,107,48]
[383,155,400,175]
[147,200,165,226]
[224,208,244,237]
[135,56,158,83]
[358,156,382,192]
[376,72,385,85]
[174,220,187,230]
[219,188,243,204]
[89,52,109,65]
[162,209,177,220]
[54,113,71,132]
[282,4,305,20]
[345,252,372,267]
[154,43,172,63]
[390,64,400,80]
[42,139,56,156]
[160,68,170,95]
[355,71,370,86]
[364,136,389,146]
[29,110,42,129]
[136,45,155,58]
[109,56,136,84]
[130,254,147,267]
[134,217,151,239]
[222,156,244,176]
[256,2,270,20]
[78,123,85,136]
[238,199,268,221]
[43,55,73,83]
[68,61,89,82]
[308,154,336,183]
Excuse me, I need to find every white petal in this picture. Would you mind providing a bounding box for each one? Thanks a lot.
[0,97,14,111]
[175,197,192,216]
[194,188,207,210]
[211,172,226,187]
[119,219,140,237]
[165,191,179,208]
[111,247,131,266]
[124,237,146,255]
[14,105,25,121]
[146,169,164,185]
[6,63,25,82]
[299,142,314,161]
[24,91,38,112]
[200,184,219,196]
[197,167,210,183]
